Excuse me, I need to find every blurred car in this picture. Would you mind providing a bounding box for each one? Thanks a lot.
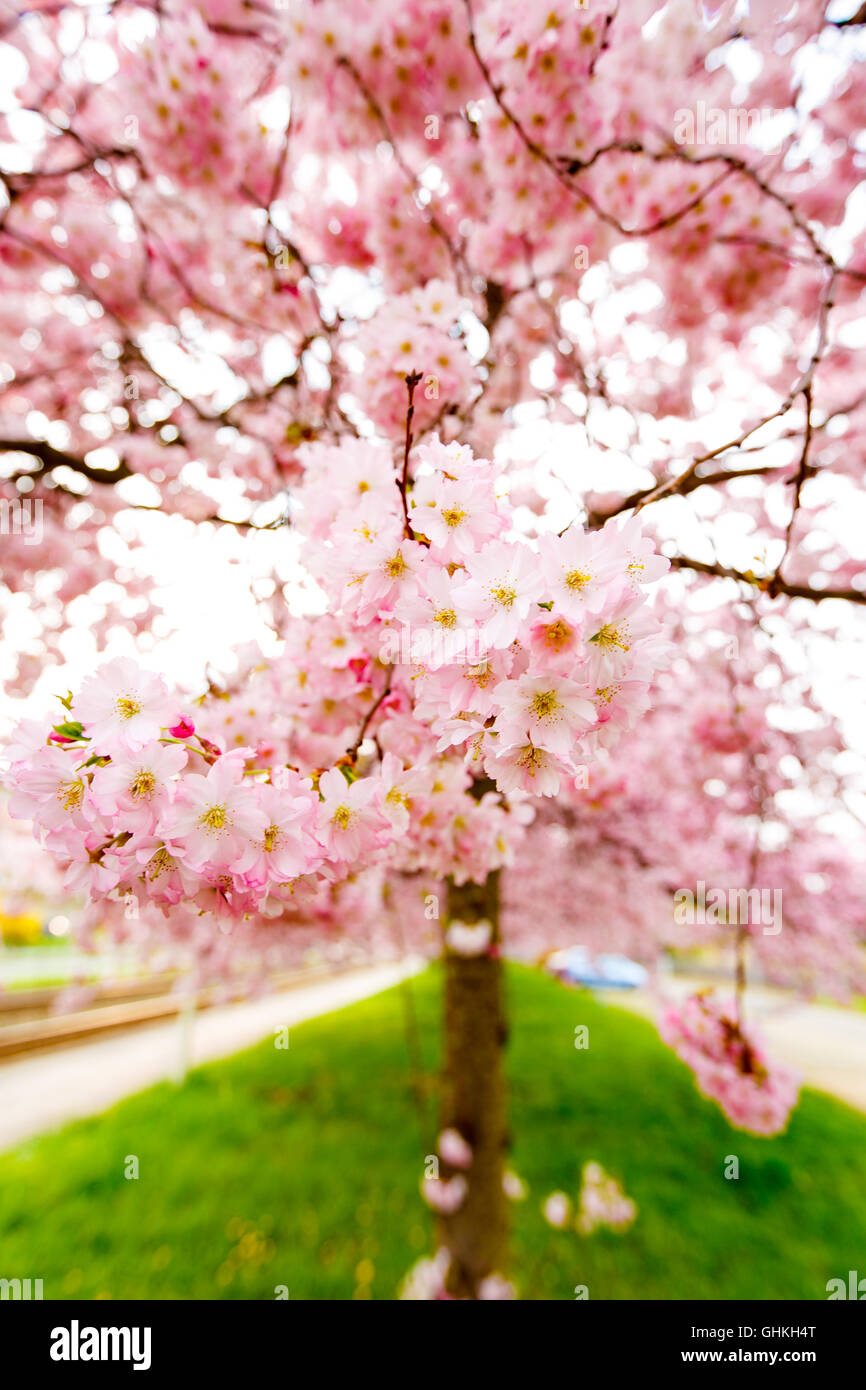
[546,946,648,990]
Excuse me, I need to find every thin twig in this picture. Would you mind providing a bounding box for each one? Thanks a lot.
[398,370,423,540]
[345,665,395,762]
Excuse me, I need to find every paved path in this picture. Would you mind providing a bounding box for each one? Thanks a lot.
[606,975,866,1114]
[4,962,862,1153]
[0,960,421,1153]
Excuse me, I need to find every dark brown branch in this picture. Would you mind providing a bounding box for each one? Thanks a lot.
[345,666,395,761]
[0,439,132,485]
[669,554,866,605]
[586,462,785,528]
[398,370,423,540]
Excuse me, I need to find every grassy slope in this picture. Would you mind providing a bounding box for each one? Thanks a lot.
[0,964,863,1300]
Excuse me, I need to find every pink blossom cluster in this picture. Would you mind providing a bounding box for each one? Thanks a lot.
[438,1127,473,1169]
[350,281,477,433]
[4,425,668,920]
[503,607,866,1005]
[660,993,800,1137]
[420,1175,467,1216]
[188,638,522,889]
[399,1247,514,1301]
[421,1127,474,1212]
[6,659,332,919]
[575,1161,637,1236]
[1,0,864,706]
[542,1162,636,1236]
[542,1191,571,1229]
[99,8,269,195]
[295,431,669,802]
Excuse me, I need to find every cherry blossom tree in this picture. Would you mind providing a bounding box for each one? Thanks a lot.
[505,607,866,1135]
[1,0,865,1298]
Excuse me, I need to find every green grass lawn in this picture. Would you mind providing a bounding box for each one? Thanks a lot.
[0,964,863,1300]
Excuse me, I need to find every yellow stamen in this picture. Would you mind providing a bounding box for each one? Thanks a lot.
[129,770,156,799]
[385,551,407,579]
[595,685,620,705]
[59,779,84,812]
[543,619,573,651]
[465,661,493,688]
[145,848,172,880]
[518,746,545,775]
[530,690,560,720]
[590,624,630,652]
[116,695,141,720]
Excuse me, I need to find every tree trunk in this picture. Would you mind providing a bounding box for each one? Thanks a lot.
[439,869,508,1298]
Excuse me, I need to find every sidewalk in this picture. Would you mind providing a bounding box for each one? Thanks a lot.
[0,959,421,1152]
[607,975,866,1114]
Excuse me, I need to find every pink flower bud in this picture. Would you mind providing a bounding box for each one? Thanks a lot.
[169,717,195,739]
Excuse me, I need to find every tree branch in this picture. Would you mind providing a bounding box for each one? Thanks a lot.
[0,439,132,486]
[669,554,866,605]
